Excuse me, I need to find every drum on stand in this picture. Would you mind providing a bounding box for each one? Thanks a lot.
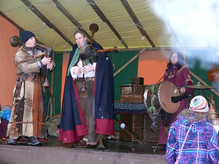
[144,80,180,114]
[143,81,180,133]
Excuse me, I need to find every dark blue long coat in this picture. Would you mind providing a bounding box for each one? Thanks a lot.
[58,43,114,143]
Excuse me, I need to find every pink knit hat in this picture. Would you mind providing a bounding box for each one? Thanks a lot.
[189,95,209,113]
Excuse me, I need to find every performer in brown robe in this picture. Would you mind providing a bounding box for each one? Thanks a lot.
[7,31,54,145]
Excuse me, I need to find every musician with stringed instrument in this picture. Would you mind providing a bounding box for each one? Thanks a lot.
[59,26,114,149]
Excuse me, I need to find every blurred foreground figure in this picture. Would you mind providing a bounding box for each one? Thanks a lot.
[166,95,219,164]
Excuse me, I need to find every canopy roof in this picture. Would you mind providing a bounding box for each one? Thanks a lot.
[1,0,219,51]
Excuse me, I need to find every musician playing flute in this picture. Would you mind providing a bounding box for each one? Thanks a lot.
[7,31,54,145]
[59,29,114,148]
[159,51,193,145]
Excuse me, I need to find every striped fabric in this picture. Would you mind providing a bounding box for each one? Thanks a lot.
[189,96,209,113]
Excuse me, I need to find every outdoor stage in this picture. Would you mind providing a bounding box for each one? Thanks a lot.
[0,137,166,164]
[0,102,167,164]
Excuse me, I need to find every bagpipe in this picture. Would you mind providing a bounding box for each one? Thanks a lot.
[10,35,53,87]
[79,23,118,64]
[79,24,118,91]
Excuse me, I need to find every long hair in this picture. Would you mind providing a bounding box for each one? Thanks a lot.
[179,108,212,123]
[166,51,185,71]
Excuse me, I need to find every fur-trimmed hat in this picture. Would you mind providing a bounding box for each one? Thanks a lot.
[189,95,209,113]
[22,31,35,43]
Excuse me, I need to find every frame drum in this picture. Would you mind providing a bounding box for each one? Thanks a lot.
[144,81,180,113]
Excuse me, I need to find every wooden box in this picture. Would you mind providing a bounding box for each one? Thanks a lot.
[132,85,145,95]
[120,94,144,103]
[120,84,132,95]
[120,114,160,143]
[132,77,144,85]
[120,114,144,142]
[121,84,145,95]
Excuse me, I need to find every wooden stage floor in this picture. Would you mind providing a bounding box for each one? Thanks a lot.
[0,137,166,164]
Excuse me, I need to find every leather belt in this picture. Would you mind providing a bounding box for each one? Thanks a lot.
[75,77,95,81]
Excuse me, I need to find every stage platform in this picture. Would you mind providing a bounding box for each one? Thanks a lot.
[0,137,166,164]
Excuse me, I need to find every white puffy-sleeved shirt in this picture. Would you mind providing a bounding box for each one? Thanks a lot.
[70,59,96,79]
